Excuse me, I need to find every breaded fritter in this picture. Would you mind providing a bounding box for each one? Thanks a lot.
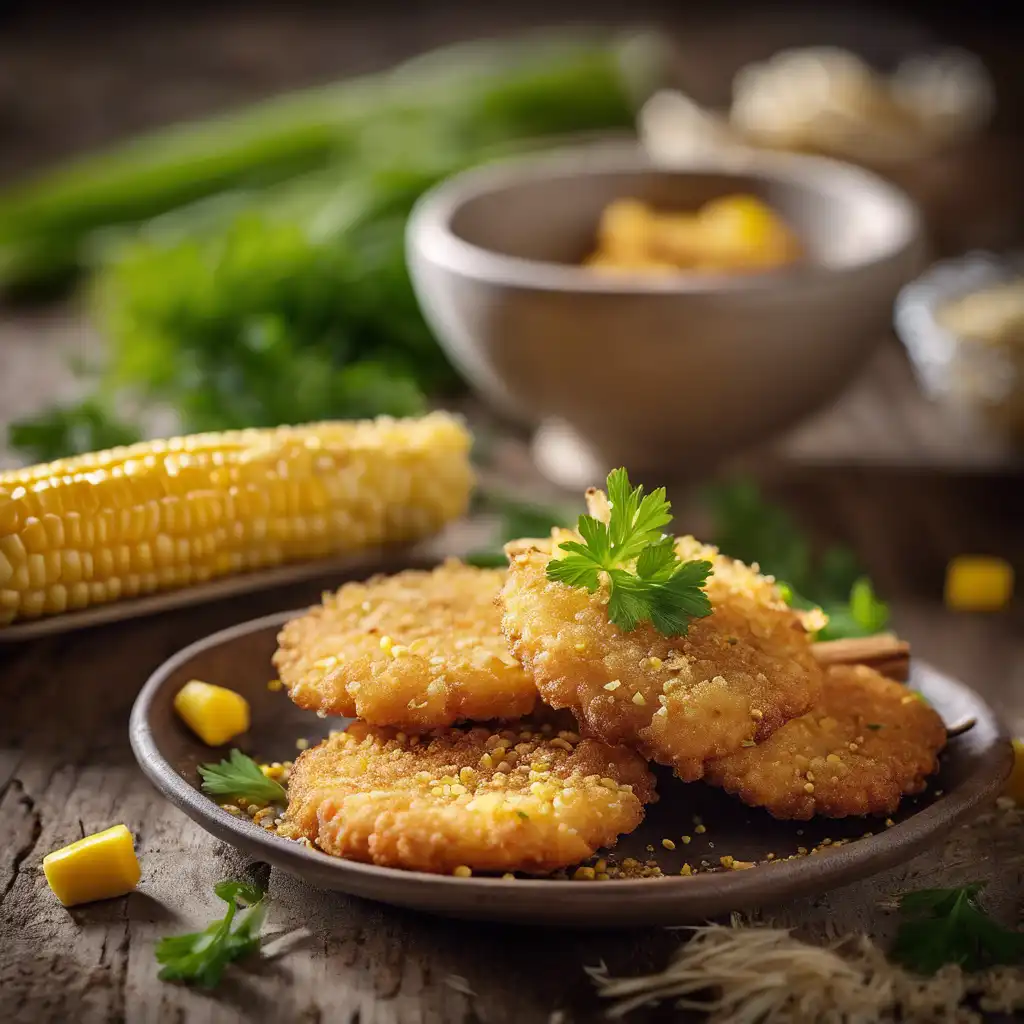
[704,664,947,820]
[281,719,656,874]
[500,529,822,782]
[273,560,536,729]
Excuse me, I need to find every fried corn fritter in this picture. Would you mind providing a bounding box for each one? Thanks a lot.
[273,560,536,729]
[500,529,822,782]
[703,664,947,820]
[281,720,656,874]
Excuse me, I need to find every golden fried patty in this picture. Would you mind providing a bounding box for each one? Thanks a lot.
[281,720,656,874]
[500,531,822,782]
[273,560,536,729]
[703,664,947,820]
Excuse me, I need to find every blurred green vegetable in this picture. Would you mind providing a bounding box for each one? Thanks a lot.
[704,478,890,640]
[8,31,664,458]
[89,166,453,434]
[815,577,890,641]
[465,490,578,566]
[7,398,142,464]
[0,32,660,294]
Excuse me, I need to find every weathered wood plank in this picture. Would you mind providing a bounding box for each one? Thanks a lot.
[1,577,1020,1023]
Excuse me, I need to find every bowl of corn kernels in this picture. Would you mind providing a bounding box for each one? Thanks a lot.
[407,142,923,487]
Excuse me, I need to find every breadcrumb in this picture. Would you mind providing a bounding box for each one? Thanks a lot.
[274,560,536,729]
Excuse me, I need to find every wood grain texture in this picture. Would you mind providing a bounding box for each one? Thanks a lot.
[0,481,1021,1023]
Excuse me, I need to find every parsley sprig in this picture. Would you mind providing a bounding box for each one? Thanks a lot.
[198,749,287,806]
[156,878,269,988]
[891,882,1024,974]
[546,468,713,636]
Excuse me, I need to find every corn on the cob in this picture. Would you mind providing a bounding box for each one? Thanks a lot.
[0,412,472,626]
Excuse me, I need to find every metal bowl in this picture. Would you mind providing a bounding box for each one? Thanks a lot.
[407,144,923,487]
[895,251,1024,453]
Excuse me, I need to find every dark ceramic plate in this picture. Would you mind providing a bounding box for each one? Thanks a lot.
[129,597,1012,927]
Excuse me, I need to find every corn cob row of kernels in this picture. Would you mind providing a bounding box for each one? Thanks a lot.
[0,412,473,625]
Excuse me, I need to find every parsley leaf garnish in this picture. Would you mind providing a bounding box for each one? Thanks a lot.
[890,882,1024,974]
[546,468,713,636]
[198,749,287,805]
[156,878,269,988]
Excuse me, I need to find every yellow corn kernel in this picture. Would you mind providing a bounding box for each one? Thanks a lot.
[944,556,1014,612]
[0,414,472,628]
[43,824,140,907]
[1004,738,1024,805]
[173,680,250,746]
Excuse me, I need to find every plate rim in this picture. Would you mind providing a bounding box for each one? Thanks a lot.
[129,609,1015,924]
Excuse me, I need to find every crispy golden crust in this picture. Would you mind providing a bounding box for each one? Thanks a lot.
[273,560,536,729]
[703,664,947,820]
[500,534,822,781]
[281,720,656,874]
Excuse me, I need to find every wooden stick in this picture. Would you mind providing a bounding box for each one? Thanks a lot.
[811,634,911,682]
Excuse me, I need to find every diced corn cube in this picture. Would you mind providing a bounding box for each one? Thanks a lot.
[944,556,1014,612]
[173,679,250,746]
[1004,738,1024,805]
[43,824,140,907]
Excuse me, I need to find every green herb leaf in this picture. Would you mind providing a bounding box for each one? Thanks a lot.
[156,877,269,988]
[198,749,287,805]
[890,882,1024,975]
[547,550,602,592]
[849,577,889,634]
[546,468,713,636]
[815,578,890,642]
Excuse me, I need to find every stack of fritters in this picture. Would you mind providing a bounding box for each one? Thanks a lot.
[272,496,947,876]
[273,560,656,875]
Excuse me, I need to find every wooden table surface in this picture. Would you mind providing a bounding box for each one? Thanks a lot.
[1,6,1023,1022]
[0,467,1021,1024]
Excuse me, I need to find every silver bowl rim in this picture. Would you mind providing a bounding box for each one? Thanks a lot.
[893,250,1024,389]
[894,250,1024,346]
[406,143,923,295]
